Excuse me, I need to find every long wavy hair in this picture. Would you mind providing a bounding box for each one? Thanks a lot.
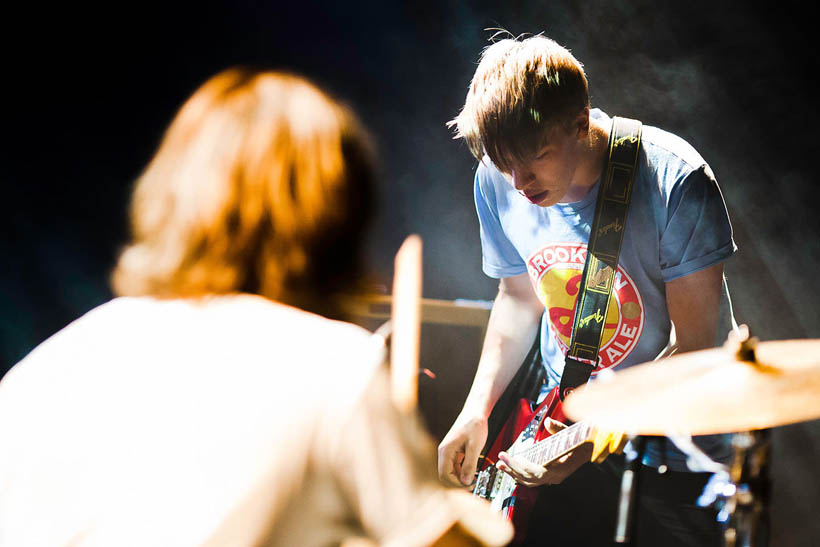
[112,68,374,318]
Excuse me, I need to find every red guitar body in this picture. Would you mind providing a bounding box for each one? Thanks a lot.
[474,386,569,545]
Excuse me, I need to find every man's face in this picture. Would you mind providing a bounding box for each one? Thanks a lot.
[499,121,585,207]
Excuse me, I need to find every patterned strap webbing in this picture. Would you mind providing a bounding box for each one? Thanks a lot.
[559,116,643,401]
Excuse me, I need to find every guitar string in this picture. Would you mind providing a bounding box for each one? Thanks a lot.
[518,420,591,465]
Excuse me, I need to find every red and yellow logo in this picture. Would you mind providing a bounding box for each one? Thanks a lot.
[526,243,644,371]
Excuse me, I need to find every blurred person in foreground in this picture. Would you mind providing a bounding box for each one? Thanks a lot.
[0,69,511,547]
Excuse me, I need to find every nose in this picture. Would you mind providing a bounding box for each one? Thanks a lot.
[510,167,535,191]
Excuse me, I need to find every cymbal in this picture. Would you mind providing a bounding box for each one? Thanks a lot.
[563,338,820,435]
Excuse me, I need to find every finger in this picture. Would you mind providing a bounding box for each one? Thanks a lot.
[437,443,464,486]
[496,458,525,483]
[497,457,544,487]
[460,437,481,486]
[498,451,546,479]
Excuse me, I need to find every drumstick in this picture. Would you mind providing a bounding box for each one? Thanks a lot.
[391,234,422,413]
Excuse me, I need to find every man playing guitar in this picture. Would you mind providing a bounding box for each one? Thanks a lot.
[438,34,735,546]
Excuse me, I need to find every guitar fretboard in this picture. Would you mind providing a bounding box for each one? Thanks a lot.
[514,420,594,466]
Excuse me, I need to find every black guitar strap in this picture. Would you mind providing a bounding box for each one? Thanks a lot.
[559,116,642,401]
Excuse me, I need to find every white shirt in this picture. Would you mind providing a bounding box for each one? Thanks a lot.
[0,295,510,546]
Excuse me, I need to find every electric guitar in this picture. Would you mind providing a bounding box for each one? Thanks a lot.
[472,385,625,544]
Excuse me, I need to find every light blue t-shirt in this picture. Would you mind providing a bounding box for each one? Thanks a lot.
[474,109,736,470]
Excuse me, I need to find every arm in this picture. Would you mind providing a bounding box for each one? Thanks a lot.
[437,273,544,487]
[665,263,725,353]
[659,162,734,352]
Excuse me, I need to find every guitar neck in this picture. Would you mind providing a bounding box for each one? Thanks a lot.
[517,420,595,466]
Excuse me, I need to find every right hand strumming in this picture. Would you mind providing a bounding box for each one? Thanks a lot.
[437,413,488,488]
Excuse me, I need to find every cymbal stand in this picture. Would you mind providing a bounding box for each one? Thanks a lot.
[683,327,770,546]
[614,435,646,544]
[718,430,771,547]
[673,430,770,547]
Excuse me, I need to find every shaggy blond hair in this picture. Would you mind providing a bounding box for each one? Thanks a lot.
[112,69,374,317]
[450,35,589,172]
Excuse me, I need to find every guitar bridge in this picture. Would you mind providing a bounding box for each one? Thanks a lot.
[473,465,500,500]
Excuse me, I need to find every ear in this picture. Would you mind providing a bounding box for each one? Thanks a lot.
[575,107,590,139]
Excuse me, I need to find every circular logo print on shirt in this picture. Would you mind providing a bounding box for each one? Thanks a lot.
[526,243,644,371]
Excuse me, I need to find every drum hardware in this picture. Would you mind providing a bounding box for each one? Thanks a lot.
[613,435,645,544]
[564,327,820,547]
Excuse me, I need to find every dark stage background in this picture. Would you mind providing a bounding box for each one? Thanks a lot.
[3,2,819,545]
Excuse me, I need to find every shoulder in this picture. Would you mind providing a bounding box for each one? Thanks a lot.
[206,294,383,379]
[594,108,706,172]
[640,124,707,173]
[595,109,708,184]
[1,299,129,384]
[637,122,714,205]
[216,295,385,403]
[2,296,382,403]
